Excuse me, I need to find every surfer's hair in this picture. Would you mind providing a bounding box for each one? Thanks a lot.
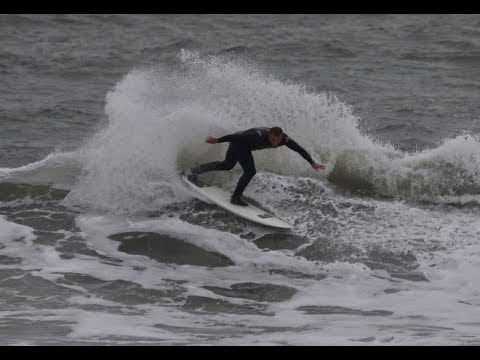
[269,127,283,136]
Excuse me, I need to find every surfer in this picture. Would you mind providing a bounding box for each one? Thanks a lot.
[189,126,325,206]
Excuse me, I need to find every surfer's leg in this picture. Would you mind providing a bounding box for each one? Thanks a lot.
[231,149,256,200]
[196,160,236,173]
[193,144,237,175]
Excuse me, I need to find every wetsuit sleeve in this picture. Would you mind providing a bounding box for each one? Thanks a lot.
[285,138,314,164]
[218,131,261,144]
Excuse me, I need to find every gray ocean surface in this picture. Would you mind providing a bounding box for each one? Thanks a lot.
[1,14,480,345]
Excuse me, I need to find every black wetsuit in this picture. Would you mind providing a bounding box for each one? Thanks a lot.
[196,127,314,199]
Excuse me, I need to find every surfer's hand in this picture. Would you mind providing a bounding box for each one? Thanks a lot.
[205,136,219,144]
[311,162,325,170]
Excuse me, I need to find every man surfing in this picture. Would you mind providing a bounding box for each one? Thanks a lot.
[188,126,325,206]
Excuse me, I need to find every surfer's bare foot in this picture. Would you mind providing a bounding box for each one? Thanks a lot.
[231,196,248,206]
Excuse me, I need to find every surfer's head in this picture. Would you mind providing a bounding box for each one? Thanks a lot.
[268,126,284,147]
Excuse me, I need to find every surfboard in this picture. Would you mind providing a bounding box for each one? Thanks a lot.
[181,174,292,229]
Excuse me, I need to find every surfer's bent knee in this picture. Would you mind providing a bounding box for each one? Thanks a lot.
[219,160,236,170]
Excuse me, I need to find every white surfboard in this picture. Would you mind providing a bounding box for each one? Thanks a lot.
[181,174,292,229]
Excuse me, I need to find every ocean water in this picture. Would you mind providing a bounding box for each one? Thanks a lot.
[1,14,480,345]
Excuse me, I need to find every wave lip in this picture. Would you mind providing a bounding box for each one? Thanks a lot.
[0,151,81,191]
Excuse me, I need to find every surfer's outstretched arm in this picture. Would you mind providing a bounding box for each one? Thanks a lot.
[285,138,325,170]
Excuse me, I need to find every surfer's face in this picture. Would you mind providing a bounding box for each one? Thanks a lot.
[268,133,283,147]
